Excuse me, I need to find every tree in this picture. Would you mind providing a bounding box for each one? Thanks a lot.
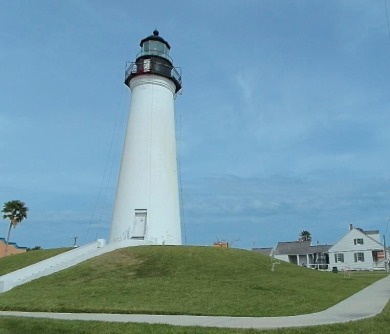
[299,230,312,242]
[2,200,28,256]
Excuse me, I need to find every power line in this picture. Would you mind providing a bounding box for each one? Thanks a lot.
[176,98,187,244]
[385,0,390,40]
[83,84,128,243]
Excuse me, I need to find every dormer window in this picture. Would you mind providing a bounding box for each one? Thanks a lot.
[354,238,364,245]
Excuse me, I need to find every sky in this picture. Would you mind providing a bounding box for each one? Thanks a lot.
[1,1,390,250]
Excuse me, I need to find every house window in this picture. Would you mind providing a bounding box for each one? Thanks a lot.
[354,238,364,245]
[334,253,344,263]
[354,252,365,262]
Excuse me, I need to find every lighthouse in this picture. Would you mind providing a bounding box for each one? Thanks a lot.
[109,30,182,246]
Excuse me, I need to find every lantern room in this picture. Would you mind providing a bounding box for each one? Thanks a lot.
[124,30,182,93]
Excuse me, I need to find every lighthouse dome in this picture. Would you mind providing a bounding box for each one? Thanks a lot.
[140,30,171,49]
[138,30,172,63]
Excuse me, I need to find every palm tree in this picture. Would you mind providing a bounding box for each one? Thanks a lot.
[299,230,312,242]
[2,200,28,256]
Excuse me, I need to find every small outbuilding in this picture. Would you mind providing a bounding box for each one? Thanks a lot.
[274,240,331,269]
[0,238,27,257]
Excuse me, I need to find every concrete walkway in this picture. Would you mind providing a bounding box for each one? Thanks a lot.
[1,275,389,330]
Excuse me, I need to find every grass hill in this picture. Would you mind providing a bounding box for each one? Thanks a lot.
[0,245,384,317]
[0,248,71,276]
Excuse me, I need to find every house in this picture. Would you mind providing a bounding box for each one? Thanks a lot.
[328,224,388,271]
[0,238,27,257]
[274,240,331,269]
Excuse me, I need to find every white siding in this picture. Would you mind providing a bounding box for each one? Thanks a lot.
[328,228,384,271]
[274,254,289,263]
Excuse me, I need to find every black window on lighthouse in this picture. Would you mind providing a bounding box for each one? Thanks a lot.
[143,40,168,58]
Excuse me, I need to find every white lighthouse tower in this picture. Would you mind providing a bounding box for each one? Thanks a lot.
[109,30,182,246]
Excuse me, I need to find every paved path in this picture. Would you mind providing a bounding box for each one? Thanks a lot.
[1,275,389,329]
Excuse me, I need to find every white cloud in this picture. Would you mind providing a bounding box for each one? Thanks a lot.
[182,174,390,248]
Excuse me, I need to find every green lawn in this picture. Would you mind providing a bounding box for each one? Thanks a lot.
[0,246,385,317]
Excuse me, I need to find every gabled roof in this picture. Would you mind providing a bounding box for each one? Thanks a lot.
[252,247,273,256]
[311,244,332,253]
[364,230,379,236]
[329,227,383,252]
[275,241,332,255]
[275,241,312,255]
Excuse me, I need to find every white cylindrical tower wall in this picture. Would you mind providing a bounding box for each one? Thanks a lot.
[109,31,182,246]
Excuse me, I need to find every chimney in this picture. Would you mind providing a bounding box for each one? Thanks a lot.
[349,224,353,231]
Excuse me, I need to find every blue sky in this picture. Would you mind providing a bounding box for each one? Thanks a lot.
[1,1,389,250]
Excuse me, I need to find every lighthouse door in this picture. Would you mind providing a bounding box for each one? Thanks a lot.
[132,210,147,239]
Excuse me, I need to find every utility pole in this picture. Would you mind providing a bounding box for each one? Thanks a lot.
[384,235,388,274]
